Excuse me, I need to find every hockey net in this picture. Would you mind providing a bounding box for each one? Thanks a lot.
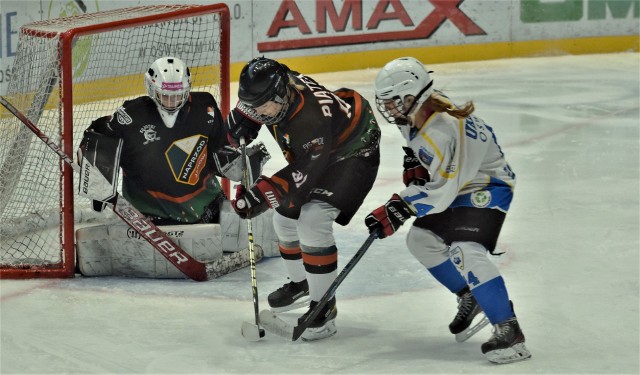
[0,4,230,278]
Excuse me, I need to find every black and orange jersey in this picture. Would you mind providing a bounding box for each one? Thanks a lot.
[86,92,229,223]
[265,73,380,201]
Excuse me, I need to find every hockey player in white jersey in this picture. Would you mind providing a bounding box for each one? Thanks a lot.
[365,57,531,364]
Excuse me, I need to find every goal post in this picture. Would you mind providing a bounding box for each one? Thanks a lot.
[0,4,230,279]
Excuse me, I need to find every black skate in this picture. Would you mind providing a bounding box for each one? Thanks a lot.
[449,286,490,342]
[268,279,310,313]
[298,297,337,341]
[481,317,532,364]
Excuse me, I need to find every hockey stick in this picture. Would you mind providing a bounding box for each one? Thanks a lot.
[0,95,244,282]
[239,137,266,341]
[259,231,379,341]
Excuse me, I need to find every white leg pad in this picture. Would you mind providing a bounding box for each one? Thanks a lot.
[75,223,223,278]
[219,200,279,257]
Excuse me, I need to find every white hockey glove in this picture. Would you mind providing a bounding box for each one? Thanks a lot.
[212,142,271,183]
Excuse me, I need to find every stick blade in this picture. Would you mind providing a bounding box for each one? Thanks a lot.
[241,321,265,342]
[258,310,295,341]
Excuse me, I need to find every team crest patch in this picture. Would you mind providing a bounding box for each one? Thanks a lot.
[418,147,434,166]
[450,246,464,270]
[116,106,132,125]
[471,190,491,208]
[165,135,208,185]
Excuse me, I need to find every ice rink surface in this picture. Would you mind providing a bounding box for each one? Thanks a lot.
[1,52,638,374]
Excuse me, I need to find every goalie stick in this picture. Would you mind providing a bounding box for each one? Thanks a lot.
[239,137,266,341]
[259,231,379,341]
[0,95,247,282]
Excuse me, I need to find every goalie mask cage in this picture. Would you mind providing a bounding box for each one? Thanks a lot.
[0,4,230,279]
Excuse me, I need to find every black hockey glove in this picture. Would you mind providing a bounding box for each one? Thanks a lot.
[365,194,415,239]
[232,176,282,219]
[402,147,430,187]
[226,108,261,147]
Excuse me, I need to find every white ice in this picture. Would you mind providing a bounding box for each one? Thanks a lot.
[1,52,638,374]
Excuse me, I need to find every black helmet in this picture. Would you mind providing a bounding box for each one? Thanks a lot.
[237,57,290,125]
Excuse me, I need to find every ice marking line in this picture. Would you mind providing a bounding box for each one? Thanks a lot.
[0,280,60,302]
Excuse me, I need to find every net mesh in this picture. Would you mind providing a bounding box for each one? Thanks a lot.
[0,5,227,276]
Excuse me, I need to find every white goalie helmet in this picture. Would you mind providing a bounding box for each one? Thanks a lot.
[374,57,434,125]
[145,56,191,128]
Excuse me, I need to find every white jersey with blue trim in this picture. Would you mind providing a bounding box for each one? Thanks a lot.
[398,106,516,218]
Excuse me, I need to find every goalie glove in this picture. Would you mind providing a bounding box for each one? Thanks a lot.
[226,108,261,147]
[232,176,282,219]
[365,194,415,239]
[212,142,271,183]
[402,147,430,186]
[77,129,122,211]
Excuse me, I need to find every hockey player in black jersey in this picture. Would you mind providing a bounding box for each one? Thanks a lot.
[79,56,230,225]
[74,57,276,280]
[227,57,381,341]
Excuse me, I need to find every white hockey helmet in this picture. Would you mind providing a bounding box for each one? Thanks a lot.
[374,57,433,125]
[145,56,191,128]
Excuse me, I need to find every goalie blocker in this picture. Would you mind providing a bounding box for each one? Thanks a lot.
[76,202,279,278]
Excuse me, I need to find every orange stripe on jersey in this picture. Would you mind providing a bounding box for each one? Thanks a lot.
[271,175,289,193]
[279,245,301,255]
[335,91,362,146]
[147,173,212,203]
[302,252,338,266]
[288,92,305,119]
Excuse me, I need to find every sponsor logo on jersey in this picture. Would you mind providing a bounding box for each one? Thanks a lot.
[116,106,132,125]
[302,137,324,151]
[140,125,160,145]
[165,135,209,185]
[311,188,333,197]
[471,191,492,208]
[418,147,434,166]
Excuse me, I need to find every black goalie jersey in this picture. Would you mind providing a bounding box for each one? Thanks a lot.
[86,92,229,223]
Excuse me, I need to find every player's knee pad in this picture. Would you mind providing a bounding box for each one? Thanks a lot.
[406,226,449,268]
[449,241,501,289]
[297,200,339,249]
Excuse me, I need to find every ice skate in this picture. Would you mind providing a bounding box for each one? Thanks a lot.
[299,298,337,341]
[481,317,532,364]
[268,279,310,313]
[449,286,489,342]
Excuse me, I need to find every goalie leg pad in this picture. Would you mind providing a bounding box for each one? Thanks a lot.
[219,200,279,257]
[76,223,223,278]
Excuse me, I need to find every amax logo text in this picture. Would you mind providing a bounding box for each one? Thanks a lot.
[258,0,484,52]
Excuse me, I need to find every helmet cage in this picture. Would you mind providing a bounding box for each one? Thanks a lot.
[237,89,290,126]
[144,57,191,127]
[375,80,433,125]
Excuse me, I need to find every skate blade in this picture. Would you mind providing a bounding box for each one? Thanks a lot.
[301,320,337,342]
[486,342,532,364]
[455,314,490,342]
[269,295,311,313]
